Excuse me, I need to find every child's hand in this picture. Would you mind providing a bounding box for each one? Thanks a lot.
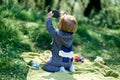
[47,11,54,18]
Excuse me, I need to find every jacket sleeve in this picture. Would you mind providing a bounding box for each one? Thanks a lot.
[46,18,57,38]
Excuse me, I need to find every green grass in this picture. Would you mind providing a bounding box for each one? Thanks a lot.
[0,2,120,80]
[74,23,120,61]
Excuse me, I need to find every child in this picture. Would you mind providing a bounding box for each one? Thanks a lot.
[43,11,77,72]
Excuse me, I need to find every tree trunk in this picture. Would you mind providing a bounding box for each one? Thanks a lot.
[44,0,53,12]
[84,0,101,17]
[56,0,61,10]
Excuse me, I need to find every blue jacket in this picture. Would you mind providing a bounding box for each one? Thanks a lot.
[43,18,74,72]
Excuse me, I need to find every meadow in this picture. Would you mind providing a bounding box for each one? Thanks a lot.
[0,0,120,79]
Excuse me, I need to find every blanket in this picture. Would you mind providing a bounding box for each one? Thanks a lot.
[21,51,120,80]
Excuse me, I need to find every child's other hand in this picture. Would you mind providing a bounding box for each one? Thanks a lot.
[47,11,54,18]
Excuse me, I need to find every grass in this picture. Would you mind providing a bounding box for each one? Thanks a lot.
[74,26,120,62]
[0,2,120,80]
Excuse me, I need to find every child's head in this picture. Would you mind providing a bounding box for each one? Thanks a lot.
[58,14,77,33]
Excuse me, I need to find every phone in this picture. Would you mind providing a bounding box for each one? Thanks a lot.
[52,10,60,18]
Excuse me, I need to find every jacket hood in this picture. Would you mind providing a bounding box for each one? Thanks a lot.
[57,30,74,48]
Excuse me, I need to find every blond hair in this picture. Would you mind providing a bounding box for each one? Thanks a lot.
[58,15,77,33]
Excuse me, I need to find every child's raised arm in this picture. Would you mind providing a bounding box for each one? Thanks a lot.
[46,11,57,38]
